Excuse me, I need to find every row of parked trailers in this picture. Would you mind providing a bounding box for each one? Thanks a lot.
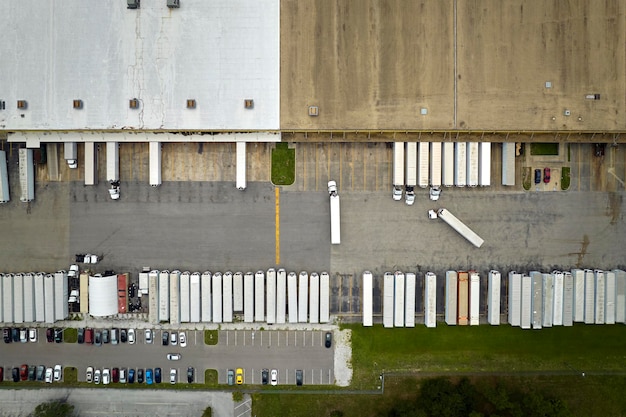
[0,271,69,324]
[365,268,626,328]
[149,269,330,325]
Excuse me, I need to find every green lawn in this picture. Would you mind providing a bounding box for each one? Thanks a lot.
[530,143,560,155]
[271,143,295,185]
[561,167,571,190]
[204,330,218,345]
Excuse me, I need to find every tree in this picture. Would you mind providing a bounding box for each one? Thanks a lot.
[31,401,74,417]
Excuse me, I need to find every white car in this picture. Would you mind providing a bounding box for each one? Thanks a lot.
[45,367,53,383]
[53,365,62,382]
[170,332,177,346]
[179,332,186,348]
[167,353,181,361]
[119,368,127,383]
[170,368,177,384]
[29,328,37,342]
[102,368,110,385]
[19,328,27,343]
[94,369,101,384]
[271,369,278,386]
[127,328,135,344]
[86,366,93,383]
[145,329,152,344]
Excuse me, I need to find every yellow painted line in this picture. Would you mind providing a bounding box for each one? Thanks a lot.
[275,187,280,265]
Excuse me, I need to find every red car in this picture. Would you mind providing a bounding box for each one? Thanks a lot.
[112,368,119,383]
[20,364,28,381]
[543,167,551,183]
[0,366,4,382]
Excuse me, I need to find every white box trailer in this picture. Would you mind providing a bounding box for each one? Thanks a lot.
[436,208,484,248]
[542,273,554,327]
[54,271,68,321]
[552,271,564,326]
[3,274,13,323]
[34,273,45,322]
[614,269,626,323]
[530,271,543,329]
[405,142,417,205]
[309,272,320,324]
[405,272,416,328]
[442,142,454,187]
[520,274,532,329]
[106,142,119,182]
[445,271,458,325]
[179,271,190,323]
[479,142,491,186]
[276,269,287,324]
[13,274,24,324]
[487,270,501,325]
[298,271,308,323]
[236,141,246,190]
[572,269,585,322]
[255,270,265,322]
[508,272,522,326]
[287,272,298,323]
[605,270,616,325]
[212,272,223,323]
[594,270,605,324]
[19,148,35,202]
[466,142,479,187]
[501,142,516,186]
[0,150,10,203]
[430,142,442,187]
[169,270,181,324]
[201,272,212,322]
[469,272,480,326]
[394,271,405,327]
[44,274,55,324]
[64,142,78,169]
[392,142,405,200]
[383,272,394,328]
[148,271,158,323]
[562,272,574,326]
[222,271,233,323]
[457,272,469,325]
[454,142,467,187]
[190,272,201,322]
[425,272,437,328]
[139,272,149,295]
[266,268,277,324]
[328,181,341,244]
[84,142,98,186]
[233,272,244,313]
[149,141,161,186]
[320,271,330,323]
[244,272,254,323]
[584,269,595,324]
[362,271,374,327]
[418,142,430,188]
[23,273,34,323]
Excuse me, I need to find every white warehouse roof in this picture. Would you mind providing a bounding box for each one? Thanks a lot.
[0,0,279,131]
[88,275,118,317]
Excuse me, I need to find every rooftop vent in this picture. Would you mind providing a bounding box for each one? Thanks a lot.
[127,0,140,9]
[17,100,27,109]
[73,99,83,109]
[187,99,196,109]
[167,0,180,8]
[244,99,254,109]
[308,105,319,117]
[129,99,139,109]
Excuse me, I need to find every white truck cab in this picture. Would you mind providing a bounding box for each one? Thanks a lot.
[429,186,441,201]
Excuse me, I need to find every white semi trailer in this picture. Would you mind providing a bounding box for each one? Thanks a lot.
[170,270,181,325]
[320,271,330,323]
[266,268,277,324]
[328,181,341,244]
[383,272,394,328]
[236,141,246,190]
[222,271,233,323]
[605,270,616,325]
[392,142,404,200]
[425,272,437,328]
[562,272,574,326]
[442,142,454,187]
[212,272,223,323]
[487,270,501,325]
[572,268,585,322]
[106,142,120,200]
[520,274,532,329]
[435,208,484,248]
[362,271,373,327]
[0,150,10,203]
[502,142,516,186]
[233,272,243,313]
[454,142,467,187]
[405,142,417,205]
[445,271,458,326]
[530,271,543,329]
[287,272,298,323]
[19,148,35,202]
[552,271,564,326]
[467,142,479,187]
[179,271,190,323]
[584,269,595,324]
[614,269,626,323]
[418,142,429,188]
[244,272,254,323]
[201,272,212,322]
[542,273,553,327]
[190,272,201,323]
[394,271,405,327]
[508,271,522,326]
[64,142,78,169]
[469,272,480,326]
[255,270,265,322]
[309,272,320,324]
[276,269,287,324]
[479,142,491,186]
[430,142,442,187]
[84,142,98,186]
[594,269,605,324]
[298,271,308,323]
[405,272,416,328]
[149,142,161,187]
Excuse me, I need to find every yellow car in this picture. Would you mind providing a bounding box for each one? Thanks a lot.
[236,368,244,385]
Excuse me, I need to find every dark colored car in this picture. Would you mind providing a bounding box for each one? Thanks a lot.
[46,328,54,343]
[120,329,127,343]
[77,328,85,344]
[12,367,19,382]
[36,365,45,381]
[94,330,102,346]
[325,332,332,348]
[162,331,169,346]
[155,367,162,384]
[112,368,119,383]
[54,328,63,343]
[534,169,541,184]
[295,370,303,386]
[137,369,144,384]
[28,366,36,381]
[0,366,3,382]
[128,283,137,298]
[128,368,135,384]
[187,367,194,383]
[3,328,11,343]
[261,369,269,385]
[20,364,28,381]
[543,167,551,183]
[102,329,110,344]
[12,328,19,343]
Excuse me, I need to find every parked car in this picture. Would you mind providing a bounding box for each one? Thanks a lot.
[53,365,62,382]
[170,332,177,346]
[187,367,194,383]
[94,369,101,384]
[120,368,127,383]
[236,368,244,385]
[162,331,169,346]
[11,328,19,342]
[128,328,135,344]
[20,364,28,381]
[44,367,53,383]
[0,366,3,382]
[54,328,63,343]
[12,367,20,382]
[146,368,153,385]
[120,329,127,343]
[77,328,85,344]
[325,332,332,348]
[271,369,278,386]
[86,367,93,383]
[29,328,37,343]
[28,365,36,381]
[19,328,27,343]
[111,328,119,345]
[102,329,110,344]
[137,369,144,384]
[261,369,269,385]
[179,332,187,348]
[94,330,102,346]
[128,368,135,384]
[543,167,551,183]
[85,328,94,344]
[102,368,110,385]
[128,283,137,298]
[46,328,54,343]
[295,370,303,386]
[169,368,177,384]
[145,329,152,344]
[36,365,45,381]
[227,369,235,385]
[167,353,181,361]
[534,169,541,184]
[112,368,119,383]
[155,367,162,384]
[3,328,11,343]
